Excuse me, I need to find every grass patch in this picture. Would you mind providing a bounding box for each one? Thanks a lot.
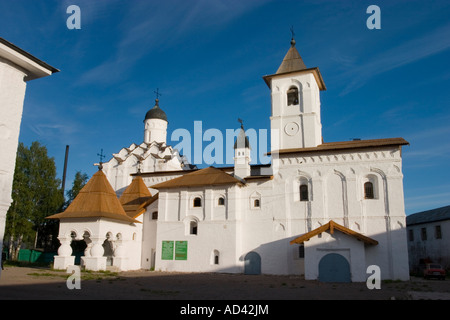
[26,268,121,282]
[27,272,67,279]
[140,288,180,296]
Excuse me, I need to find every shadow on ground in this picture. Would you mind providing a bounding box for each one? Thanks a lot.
[1,266,449,301]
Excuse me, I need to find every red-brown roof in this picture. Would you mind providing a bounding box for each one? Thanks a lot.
[268,137,409,156]
[290,220,378,245]
[151,166,243,189]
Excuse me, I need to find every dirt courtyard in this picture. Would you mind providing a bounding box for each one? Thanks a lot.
[1,266,450,301]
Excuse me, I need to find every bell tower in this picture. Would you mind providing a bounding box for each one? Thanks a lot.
[233,120,251,179]
[263,36,326,152]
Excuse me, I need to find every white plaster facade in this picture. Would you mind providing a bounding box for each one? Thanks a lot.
[54,217,142,271]
[150,145,410,281]
[53,39,410,281]
[0,38,58,277]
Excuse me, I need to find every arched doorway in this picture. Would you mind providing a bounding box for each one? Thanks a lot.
[318,253,351,282]
[244,252,261,275]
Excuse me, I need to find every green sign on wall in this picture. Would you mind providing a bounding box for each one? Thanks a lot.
[175,241,188,260]
[161,241,174,260]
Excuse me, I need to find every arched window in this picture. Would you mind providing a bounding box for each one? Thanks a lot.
[364,181,374,199]
[193,197,202,207]
[218,197,225,206]
[211,250,220,264]
[250,192,261,209]
[287,86,299,106]
[300,184,309,201]
[190,221,198,235]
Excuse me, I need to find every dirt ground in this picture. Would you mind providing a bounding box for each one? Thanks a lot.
[1,265,450,301]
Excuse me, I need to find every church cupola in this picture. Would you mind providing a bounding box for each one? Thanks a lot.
[263,35,326,152]
[234,120,251,179]
[144,98,168,144]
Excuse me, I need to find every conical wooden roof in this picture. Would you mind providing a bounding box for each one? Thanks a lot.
[47,170,140,223]
[276,39,307,74]
[119,175,157,218]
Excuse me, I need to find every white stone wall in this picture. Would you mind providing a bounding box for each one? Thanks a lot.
[144,118,167,144]
[141,201,158,270]
[0,58,28,276]
[155,185,241,273]
[152,144,410,280]
[56,218,141,271]
[304,232,366,282]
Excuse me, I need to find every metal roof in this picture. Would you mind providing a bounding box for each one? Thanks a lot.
[234,126,251,149]
[406,205,450,226]
[145,99,168,122]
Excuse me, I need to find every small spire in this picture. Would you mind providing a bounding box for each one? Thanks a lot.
[96,148,105,171]
[290,26,296,47]
[238,118,244,129]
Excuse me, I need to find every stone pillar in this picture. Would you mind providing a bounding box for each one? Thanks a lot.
[53,236,75,270]
[81,237,107,271]
[112,240,128,271]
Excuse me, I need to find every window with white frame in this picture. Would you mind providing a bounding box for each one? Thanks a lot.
[193,197,202,207]
[250,192,261,209]
[363,175,378,200]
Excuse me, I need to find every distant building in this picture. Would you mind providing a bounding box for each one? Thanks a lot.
[406,205,450,271]
[49,37,411,282]
[0,38,58,276]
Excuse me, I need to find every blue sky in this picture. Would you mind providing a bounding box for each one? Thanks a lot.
[1,0,449,215]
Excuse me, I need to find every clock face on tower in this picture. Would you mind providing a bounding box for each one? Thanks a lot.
[284,122,299,136]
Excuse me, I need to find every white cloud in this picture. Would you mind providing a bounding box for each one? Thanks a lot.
[339,22,450,95]
[76,0,273,86]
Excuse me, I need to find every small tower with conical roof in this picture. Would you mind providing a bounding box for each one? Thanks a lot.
[234,119,251,179]
[263,34,326,151]
[144,98,168,144]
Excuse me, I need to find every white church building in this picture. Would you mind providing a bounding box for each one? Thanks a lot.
[48,37,410,282]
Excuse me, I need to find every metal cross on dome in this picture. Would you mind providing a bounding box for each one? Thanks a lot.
[154,88,162,100]
[290,26,295,39]
[97,148,105,170]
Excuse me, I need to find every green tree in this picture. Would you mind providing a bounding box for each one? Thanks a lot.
[5,142,64,259]
[65,171,89,206]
